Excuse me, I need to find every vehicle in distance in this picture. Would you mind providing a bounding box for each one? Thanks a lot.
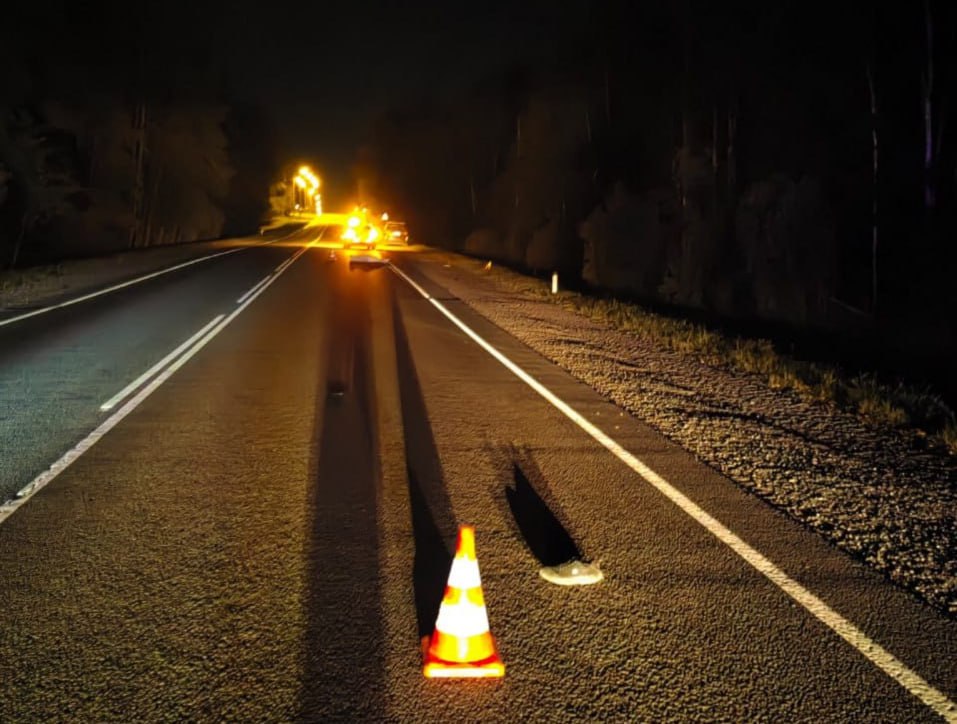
[341,214,380,250]
[384,221,410,244]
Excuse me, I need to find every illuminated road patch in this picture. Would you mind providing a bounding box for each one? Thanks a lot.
[389,261,956,721]
[0,242,317,526]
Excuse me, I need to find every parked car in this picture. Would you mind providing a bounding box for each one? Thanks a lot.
[384,221,410,244]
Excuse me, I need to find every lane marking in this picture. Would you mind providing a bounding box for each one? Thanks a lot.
[99,315,226,411]
[0,241,317,527]
[0,228,303,329]
[236,275,272,304]
[275,227,325,273]
[389,262,957,722]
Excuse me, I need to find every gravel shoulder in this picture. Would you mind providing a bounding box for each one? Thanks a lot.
[408,251,957,618]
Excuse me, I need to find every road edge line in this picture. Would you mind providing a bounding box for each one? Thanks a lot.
[0,241,316,527]
[0,228,302,329]
[389,262,956,722]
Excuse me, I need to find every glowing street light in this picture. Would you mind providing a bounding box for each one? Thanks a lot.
[298,166,320,190]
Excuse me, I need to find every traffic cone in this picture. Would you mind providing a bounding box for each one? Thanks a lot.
[423,525,505,678]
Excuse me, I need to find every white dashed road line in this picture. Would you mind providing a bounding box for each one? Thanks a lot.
[237,275,273,305]
[0,241,316,527]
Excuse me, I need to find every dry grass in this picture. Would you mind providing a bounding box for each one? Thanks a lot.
[461,254,957,454]
[848,375,911,427]
[943,421,957,455]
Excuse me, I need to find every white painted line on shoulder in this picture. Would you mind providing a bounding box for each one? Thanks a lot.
[236,275,273,304]
[100,314,226,411]
[0,228,303,329]
[389,262,956,722]
[0,240,316,527]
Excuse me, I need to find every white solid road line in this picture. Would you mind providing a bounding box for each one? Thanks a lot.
[0,241,316,527]
[99,315,226,411]
[236,275,273,305]
[0,228,304,329]
[275,226,326,274]
[389,262,956,722]
[0,248,243,329]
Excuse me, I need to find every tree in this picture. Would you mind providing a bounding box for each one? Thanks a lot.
[222,102,278,235]
[0,109,80,268]
[141,103,234,245]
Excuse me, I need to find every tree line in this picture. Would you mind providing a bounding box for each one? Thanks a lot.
[358,1,957,375]
[0,2,277,269]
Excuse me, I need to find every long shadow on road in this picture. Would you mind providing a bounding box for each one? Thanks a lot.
[299,265,385,722]
[393,301,456,642]
[505,448,582,567]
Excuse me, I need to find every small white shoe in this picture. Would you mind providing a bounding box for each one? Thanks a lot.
[538,559,604,586]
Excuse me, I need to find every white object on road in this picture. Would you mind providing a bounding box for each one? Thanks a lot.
[388,261,956,722]
[551,272,558,294]
[539,560,603,586]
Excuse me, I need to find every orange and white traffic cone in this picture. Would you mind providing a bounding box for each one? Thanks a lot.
[423,525,505,678]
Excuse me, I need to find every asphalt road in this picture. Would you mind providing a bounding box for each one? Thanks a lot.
[0,227,954,722]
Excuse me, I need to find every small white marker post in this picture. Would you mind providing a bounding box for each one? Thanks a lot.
[551,272,559,294]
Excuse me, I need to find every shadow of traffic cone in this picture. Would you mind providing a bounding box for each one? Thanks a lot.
[423,525,505,679]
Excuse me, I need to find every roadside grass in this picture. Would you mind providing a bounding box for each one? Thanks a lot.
[463,256,957,455]
[0,264,67,301]
[944,420,957,453]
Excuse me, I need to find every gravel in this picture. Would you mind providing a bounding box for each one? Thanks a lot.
[411,252,957,618]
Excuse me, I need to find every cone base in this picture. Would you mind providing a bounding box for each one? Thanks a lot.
[423,652,505,679]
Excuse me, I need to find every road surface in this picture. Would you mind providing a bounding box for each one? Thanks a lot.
[0,226,954,721]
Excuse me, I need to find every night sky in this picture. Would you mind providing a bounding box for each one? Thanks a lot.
[0,0,581,205]
[4,1,957,399]
[211,0,581,200]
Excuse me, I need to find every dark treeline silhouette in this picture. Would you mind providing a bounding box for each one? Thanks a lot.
[360,1,957,389]
[0,1,277,269]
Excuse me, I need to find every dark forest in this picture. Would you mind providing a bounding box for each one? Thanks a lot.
[0,1,277,267]
[358,1,957,391]
[2,1,956,391]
